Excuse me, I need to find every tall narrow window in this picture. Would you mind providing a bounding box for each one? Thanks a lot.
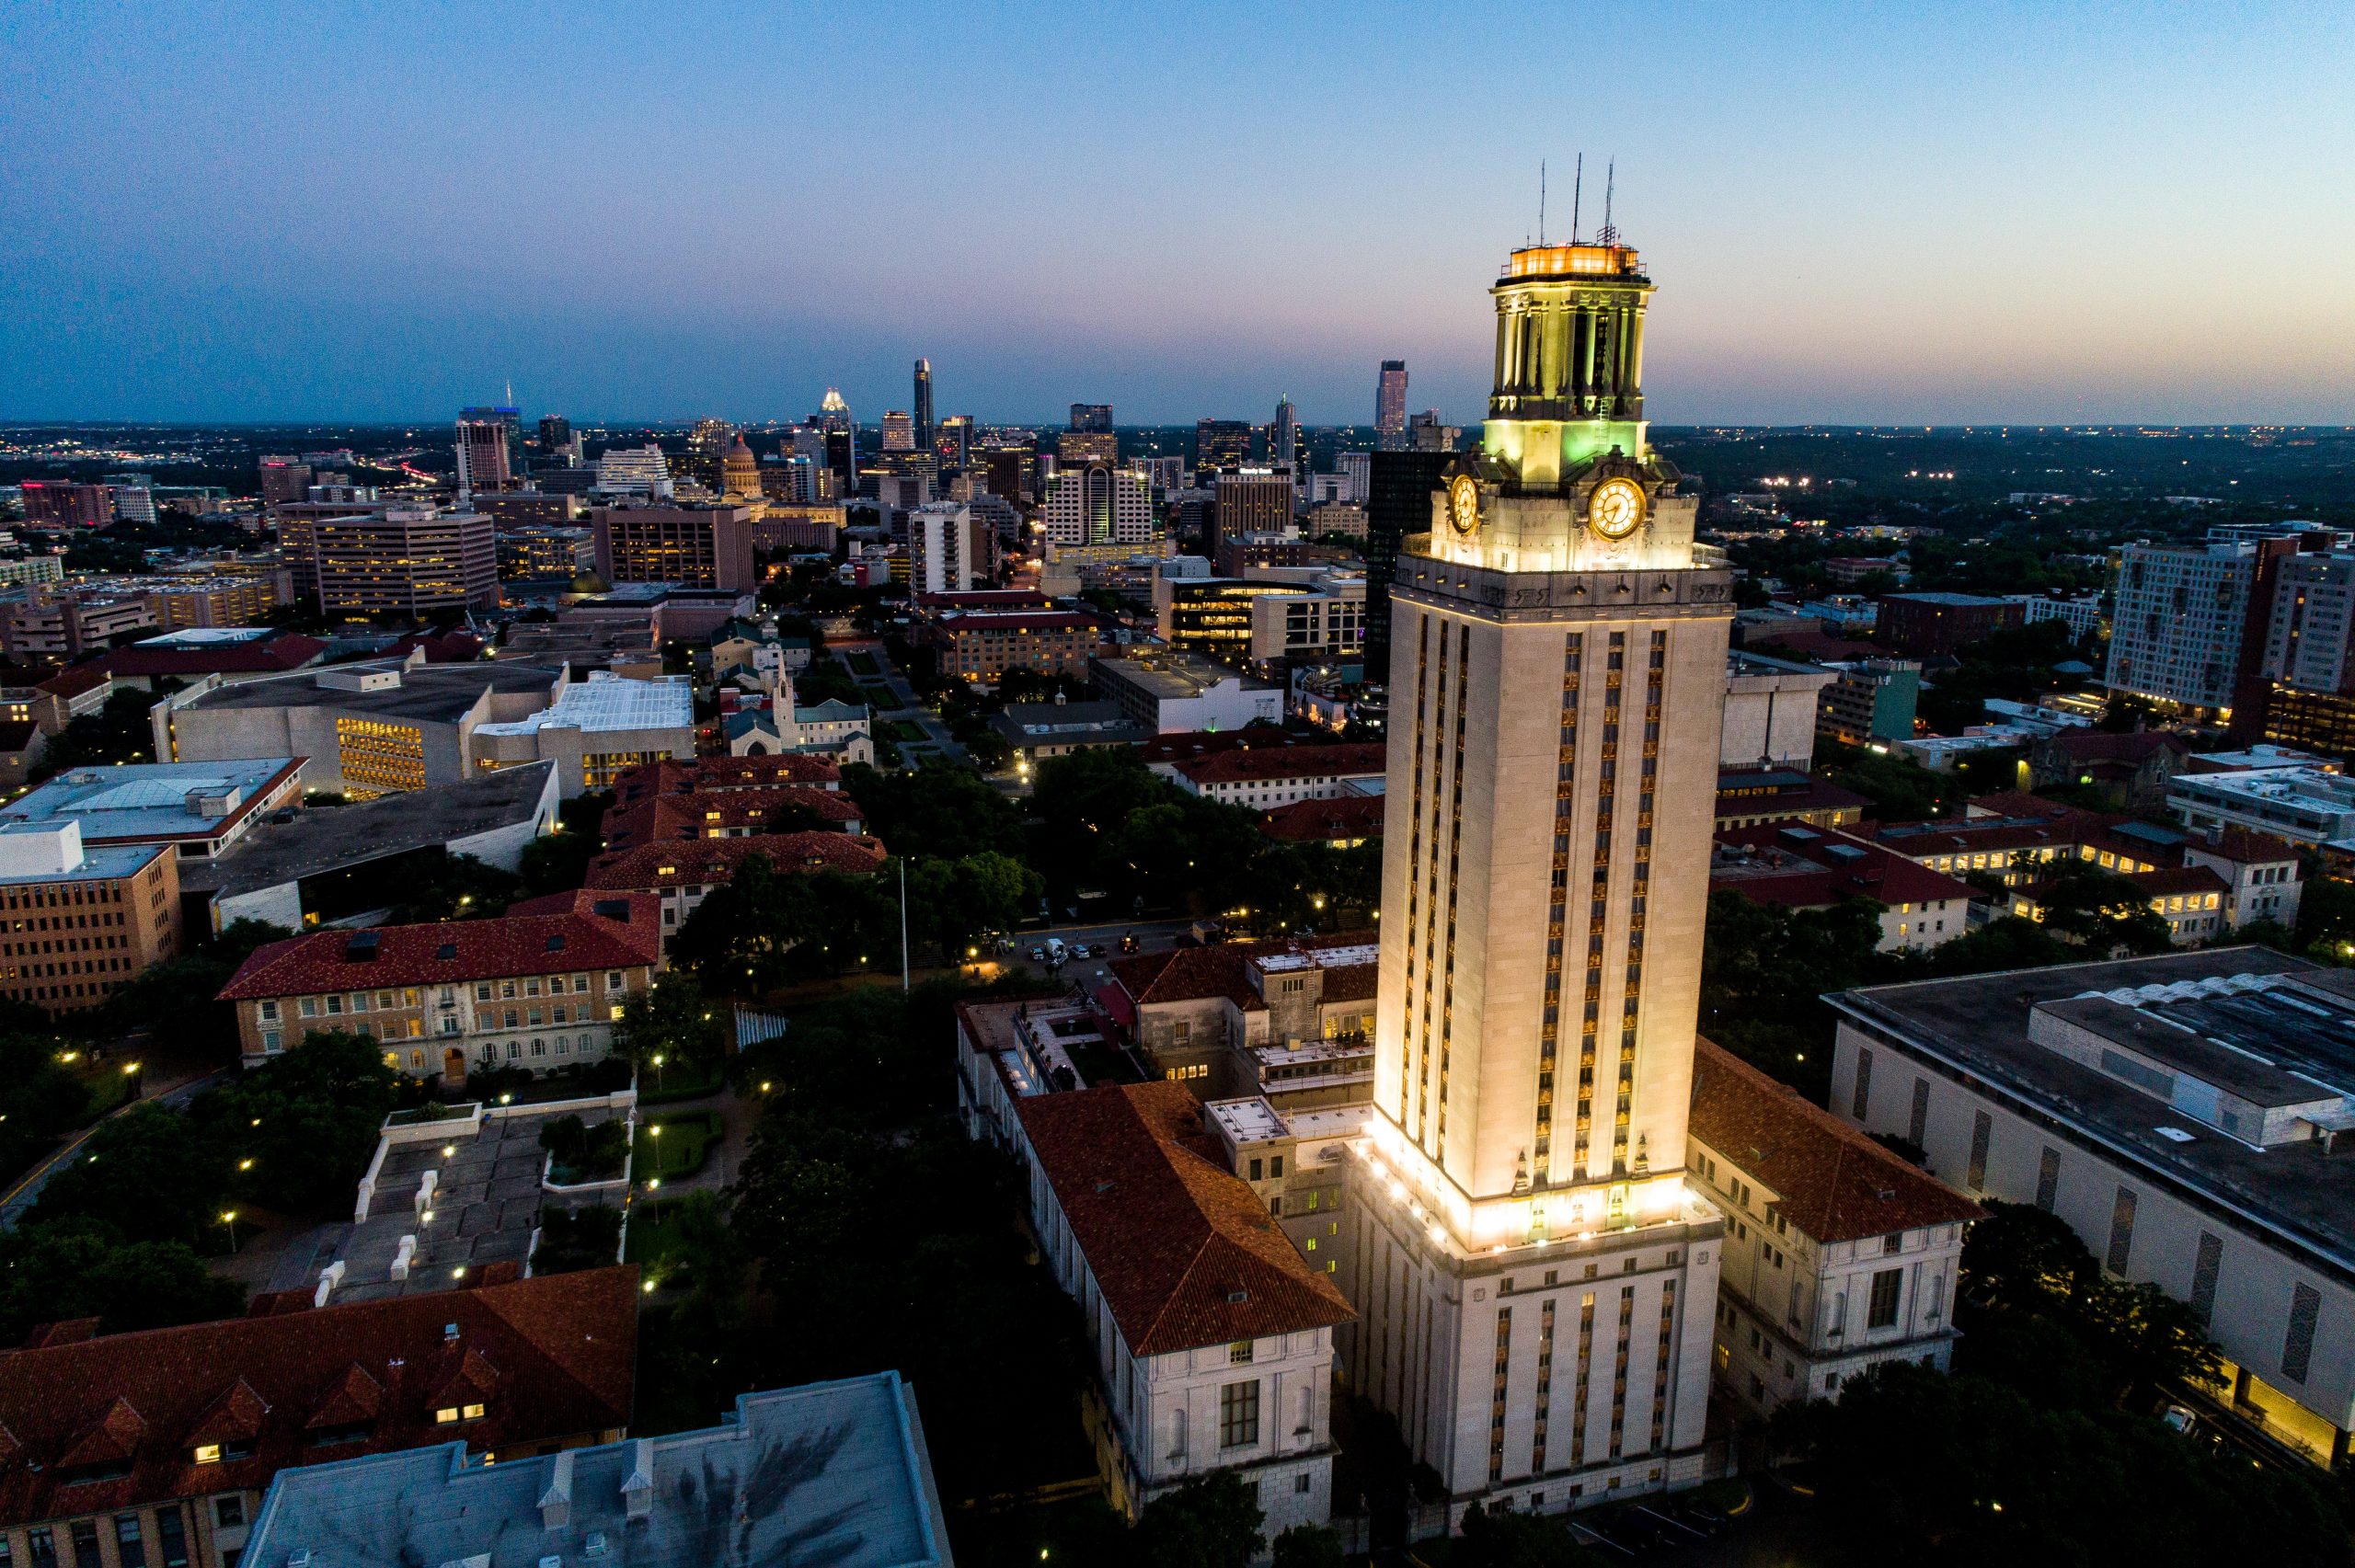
[1220,1379,1261,1448]
[2035,1146,2062,1211]
[2191,1232,2224,1325]
[1907,1078,1930,1149]
[1850,1047,1873,1119]
[1867,1269,1902,1330]
[2106,1185,2138,1276]
[1966,1111,1991,1190]
[2283,1284,2322,1384]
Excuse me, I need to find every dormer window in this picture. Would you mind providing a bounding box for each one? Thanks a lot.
[191,1444,221,1465]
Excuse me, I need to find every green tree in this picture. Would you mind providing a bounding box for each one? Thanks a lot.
[26,1104,236,1245]
[2033,859,2175,956]
[1267,1524,1347,1568]
[907,851,1041,962]
[1815,741,1966,820]
[1453,1503,1602,1566]
[842,760,1027,859]
[671,854,897,992]
[1132,1472,1265,1568]
[193,1031,402,1216]
[100,917,293,1055]
[2295,873,2355,961]
[0,1220,245,1342]
[611,974,734,1077]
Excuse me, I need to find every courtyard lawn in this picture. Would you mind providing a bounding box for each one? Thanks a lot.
[634,1109,723,1182]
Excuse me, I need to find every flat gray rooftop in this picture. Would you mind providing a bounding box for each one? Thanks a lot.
[244,1374,950,1568]
[324,1102,626,1305]
[1832,945,2355,1278]
[182,661,565,721]
[2037,993,2326,1108]
[181,762,556,898]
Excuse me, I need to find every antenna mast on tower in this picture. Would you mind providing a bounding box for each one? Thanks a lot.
[1598,160,1617,246]
[1539,160,1546,244]
[1570,154,1583,245]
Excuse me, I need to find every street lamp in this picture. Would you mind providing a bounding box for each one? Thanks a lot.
[650,1052,665,1093]
[649,1124,662,1173]
[220,1210,238,1250]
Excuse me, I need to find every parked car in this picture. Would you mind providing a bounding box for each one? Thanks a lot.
[1028,947,1048,962]
[1118,933,1142,954]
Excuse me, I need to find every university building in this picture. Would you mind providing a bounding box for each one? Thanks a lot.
[1342,235,1729,1516]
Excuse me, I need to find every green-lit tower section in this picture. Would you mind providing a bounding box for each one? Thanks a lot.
[1482,245,1653,486]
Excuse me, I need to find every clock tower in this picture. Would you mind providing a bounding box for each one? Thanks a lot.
[1343,240,1729,1511]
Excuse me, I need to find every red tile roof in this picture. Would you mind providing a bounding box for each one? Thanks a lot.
[0,1265,637,1530]
[1175,743,1385,788]
[98,634,326,679]
[606,754,841,806]
[1258,794,1385,843]
[2016,864,2230,905]
[601,785,864,851]
[1688,1038,1982,1244]
[1137,730,1329,765]
[1017,1082,1354,1355]
[2040,730,2189,764]
[1107,931,1378,1013]
[1711,824,1980,913]
[937,611,1107,635]
[583,831,886,891]
[217,891,660,1001]
[2183,826,2303,866]
[35,663,109,701]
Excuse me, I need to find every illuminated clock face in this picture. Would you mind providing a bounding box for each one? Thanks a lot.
[1589,477,1645,540]
[1448,474,1481,535]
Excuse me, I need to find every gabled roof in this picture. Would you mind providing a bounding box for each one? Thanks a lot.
[1688,1037,1982,1244]
[0,1266,637,1529]
[606,754,841,803]
[601,784,863,851]
[1018,1082,1353,1356]
[2041,729,2190,764]
[1176,742,1385,788]
[584,832,887,891]
[2183,826,2303,866]
[1259,794,1384,843]
[1106,931,1378,1013]
[216,890,659,1000]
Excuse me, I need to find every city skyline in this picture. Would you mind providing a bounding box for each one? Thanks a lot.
[5,3,2351,426]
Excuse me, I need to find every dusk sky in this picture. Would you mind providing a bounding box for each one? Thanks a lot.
[5,1,2349,428]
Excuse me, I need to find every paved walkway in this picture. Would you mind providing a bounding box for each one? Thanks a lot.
[0,1066,229,1230]
[833,643,965,763]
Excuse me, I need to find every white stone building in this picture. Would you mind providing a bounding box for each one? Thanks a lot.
[1687,1038,1979,1413]
[989,1076,1355,1543]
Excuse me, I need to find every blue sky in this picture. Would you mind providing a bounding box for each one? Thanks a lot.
[4,1,2350,425]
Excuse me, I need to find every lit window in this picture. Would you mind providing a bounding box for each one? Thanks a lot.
[192,1444,222,1465]
[434,1407,461,1424]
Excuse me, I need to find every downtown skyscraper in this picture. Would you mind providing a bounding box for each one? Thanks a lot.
[1376,360,1409,451]
[913,358,935,452]
[1345,236,1729,1510]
